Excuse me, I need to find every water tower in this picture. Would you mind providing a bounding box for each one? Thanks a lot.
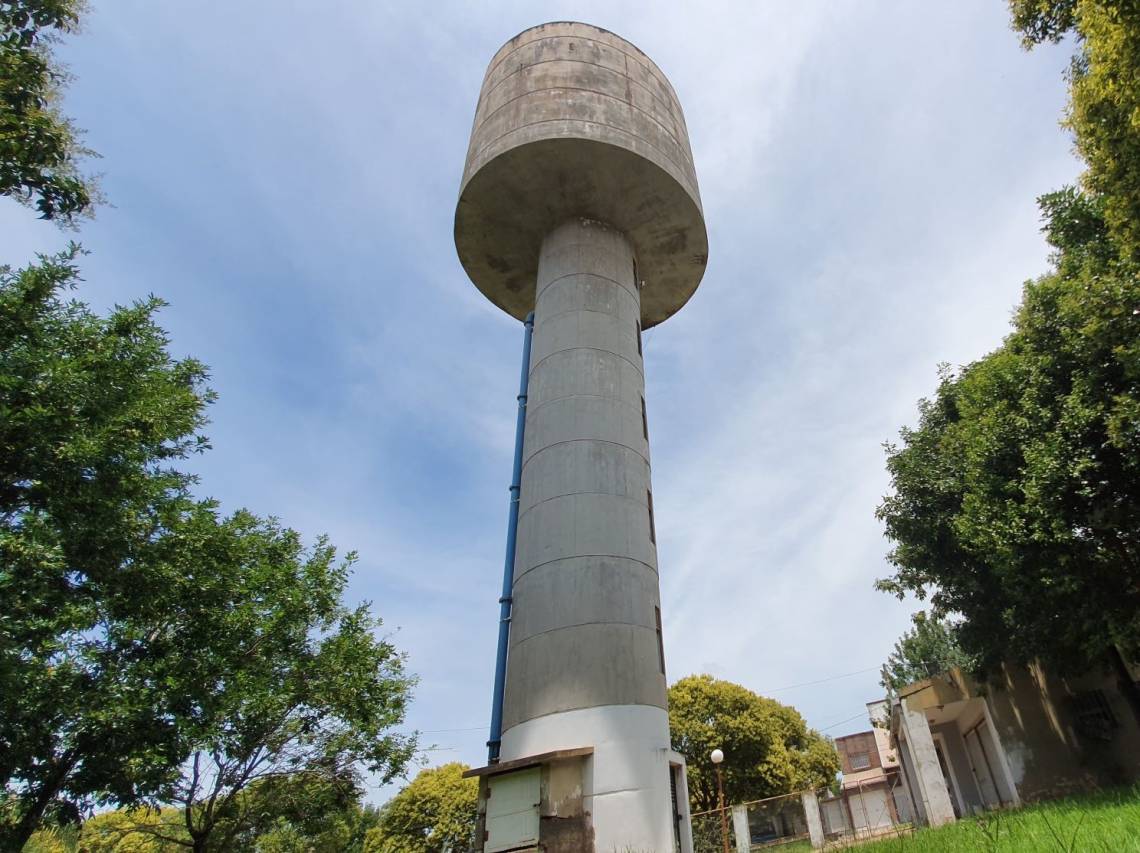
[456,22,707,852]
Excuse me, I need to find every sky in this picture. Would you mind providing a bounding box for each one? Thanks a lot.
[1,0,1082,802]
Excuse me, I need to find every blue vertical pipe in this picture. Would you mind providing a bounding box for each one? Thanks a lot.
[487,311,534,763]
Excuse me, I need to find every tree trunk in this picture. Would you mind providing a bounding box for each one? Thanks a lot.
[1108,645,1140,726]
[5,753,77,850]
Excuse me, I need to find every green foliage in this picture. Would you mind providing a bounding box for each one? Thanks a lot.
[23,822,79,853]
[668,675,839,813]
[25,785,384,853]
[76,808,186,852]
[0,0,97,222]
[150,523,417,852]
[366,763,477,853]
[1067,3,1140,260]
[0,248,214,846]
[876,187,1140,674]
[880,0,1140,730]
[216,775,381,853]
[880,612,976,694]
[1011,1,1140,260]
[1008,0,1078,45]
[0,252,416,849]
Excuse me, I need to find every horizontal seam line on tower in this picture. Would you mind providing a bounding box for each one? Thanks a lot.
[522,397,653,465]
[525,392,642,418]
[477,57,681,127]
[501,702,668,734]
[473,82,685,156]
[511,621,658,647]
[528,346,644,380]
[535,306,640,332]
[515,552,658,583]
[485,34,673,97]
[513,554,658,585]
[470,117,695,193]
[517,489,650,524]
[536,269,636,300]
[484,33,679,103]
[521,437,649,474]
[538,289,640,318]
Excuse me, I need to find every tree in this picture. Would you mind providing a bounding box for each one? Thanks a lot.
[0,252,417,848]
[26,780,383,852]
[668,676,839,813]
[157,560,416,853]
[879,612,976,694]
[876,186,1139,682]
[76,808,186,852]
[184,774,380,853]
[1008,0,1077,45]
[365,763,477,853]
[1,0,97,223]
[1,248,214,846]
[1010,1,1140,259]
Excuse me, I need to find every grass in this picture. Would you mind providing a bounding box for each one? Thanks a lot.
[761,840,814,852]
[845,786,1140,852]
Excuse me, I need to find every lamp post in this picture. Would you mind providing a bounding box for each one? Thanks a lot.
[711,748,730,853]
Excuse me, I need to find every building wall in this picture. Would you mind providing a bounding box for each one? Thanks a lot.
[894,729,926,825]
[979,661,1140,801]
[836,731,882,775]
[866,700,899,769]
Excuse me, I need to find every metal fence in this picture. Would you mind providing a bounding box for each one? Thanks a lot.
[691,791,810,852]
[691,809,731,853]
[816,775,911,847]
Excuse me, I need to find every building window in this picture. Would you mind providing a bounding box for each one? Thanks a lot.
[647,489,656,544]
[636,320,642,357]
[641,396,649,440]
[656,606,666,675]
[848,751,871,771]
[1072,690,1117,741]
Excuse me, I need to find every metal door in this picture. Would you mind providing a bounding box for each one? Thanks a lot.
[485,768,540,852]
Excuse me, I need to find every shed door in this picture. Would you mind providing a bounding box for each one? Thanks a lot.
[965,725,1001,808]
[485,767,540,852]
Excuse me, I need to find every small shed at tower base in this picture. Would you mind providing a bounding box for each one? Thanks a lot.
[464,747,695,853]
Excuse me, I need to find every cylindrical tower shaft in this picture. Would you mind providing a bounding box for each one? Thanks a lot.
[455,22,707,851]
[502,217,674,850]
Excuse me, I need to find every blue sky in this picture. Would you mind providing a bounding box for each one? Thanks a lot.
[1,1,1080,801]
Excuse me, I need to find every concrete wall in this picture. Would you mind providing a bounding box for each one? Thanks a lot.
[455,22,707,328]
[505,219,665,728]
[457,22,706,851]
[499,219,676,853]
[894,733,925,826]
[464,22,698,205]
[898,705,956,827]
[501,706,679,853]
[980,661,1140,801]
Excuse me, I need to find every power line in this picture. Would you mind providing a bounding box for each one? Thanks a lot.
[419,725,486,734]
[766,665,880,693]
[820,711,872,732]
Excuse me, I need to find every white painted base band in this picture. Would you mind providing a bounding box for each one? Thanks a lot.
[501,704,686,852]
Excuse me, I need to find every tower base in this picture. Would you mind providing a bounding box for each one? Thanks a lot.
[467,725,694,853]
